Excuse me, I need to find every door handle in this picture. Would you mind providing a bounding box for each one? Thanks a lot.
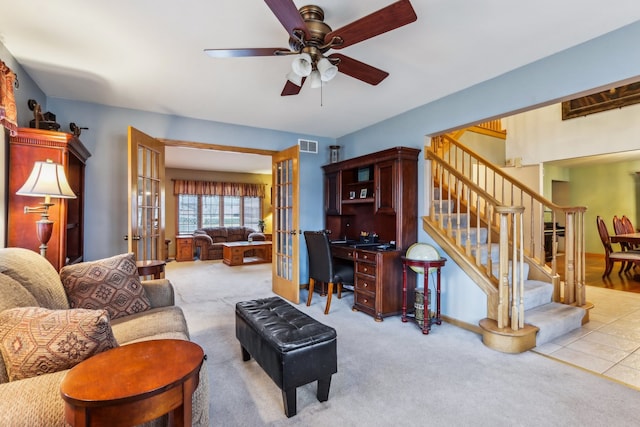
[124,235,141,241]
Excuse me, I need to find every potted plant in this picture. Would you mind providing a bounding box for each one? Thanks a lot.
[257,219,266,233]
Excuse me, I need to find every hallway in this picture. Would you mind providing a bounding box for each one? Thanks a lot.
[536,254,640,390]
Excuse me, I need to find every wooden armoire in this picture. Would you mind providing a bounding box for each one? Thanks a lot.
[7,128,91,271]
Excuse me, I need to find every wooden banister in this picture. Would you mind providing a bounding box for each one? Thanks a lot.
[426,133,587,332]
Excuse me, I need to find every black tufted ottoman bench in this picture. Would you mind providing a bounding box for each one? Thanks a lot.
[235,296,337,417]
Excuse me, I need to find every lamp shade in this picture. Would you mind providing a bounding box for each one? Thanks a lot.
[16,160,76,199]
[291,53,312,77]
[309,70,322,88]
[317,57,338,82]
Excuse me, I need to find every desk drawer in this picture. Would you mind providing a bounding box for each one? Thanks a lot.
[355,275,376,293]
[354,291,376,311]
[332,246,355,260]
[356,262,376,276]
[356,251,376,262]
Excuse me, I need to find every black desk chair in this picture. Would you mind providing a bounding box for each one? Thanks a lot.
[304,231,354,315]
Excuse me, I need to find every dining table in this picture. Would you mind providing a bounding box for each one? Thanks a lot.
[609,233,640,245]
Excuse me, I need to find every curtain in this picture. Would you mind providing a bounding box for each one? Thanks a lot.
[173,179,265,198]
[0,60,18,136]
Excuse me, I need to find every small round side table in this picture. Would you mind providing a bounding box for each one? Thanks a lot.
[401,256,446,334]
[136,259,166,279]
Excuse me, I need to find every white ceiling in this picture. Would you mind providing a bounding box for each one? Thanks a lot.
[164,146,272,174]
[2,0,640,143]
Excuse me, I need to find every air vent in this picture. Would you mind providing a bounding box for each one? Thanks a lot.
[298,139,318,153]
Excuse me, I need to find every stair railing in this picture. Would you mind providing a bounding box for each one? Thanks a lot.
[428,134,586,308]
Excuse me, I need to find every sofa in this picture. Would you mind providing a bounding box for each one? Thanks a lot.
[0,247,209,426]
[193,226,265,260]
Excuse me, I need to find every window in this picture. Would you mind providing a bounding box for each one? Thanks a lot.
[177,195,198,234]
[177,194,262,234]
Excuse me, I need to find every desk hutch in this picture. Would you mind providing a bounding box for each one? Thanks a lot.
[322,146,420,321]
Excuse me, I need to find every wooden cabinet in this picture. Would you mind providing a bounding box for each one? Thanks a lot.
[354,249,406,321]
[175,235,194,262]
[324,147,420,321]
[322,147,420,250]
[7,128,90,271]
[324,170,341,216]
[375,159,396,214]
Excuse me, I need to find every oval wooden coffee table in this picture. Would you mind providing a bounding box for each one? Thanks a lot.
[60,339,204,427]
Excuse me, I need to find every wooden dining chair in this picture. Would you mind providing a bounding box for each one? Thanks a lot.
[304,231,354,315]
[622,216,638,244]
[597,216,640,278]
[613,215,631,250]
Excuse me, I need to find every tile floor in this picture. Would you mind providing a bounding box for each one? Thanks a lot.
[535,285,640,390]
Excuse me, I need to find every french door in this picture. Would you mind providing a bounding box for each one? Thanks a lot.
[127,126,165,261]
[271,145,300,303]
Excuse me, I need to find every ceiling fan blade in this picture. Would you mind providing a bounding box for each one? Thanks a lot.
[204,48,289,58]
[330,54,389,86]
[264,0,309,38]
[281,78,306,96]
[325,0,417,49]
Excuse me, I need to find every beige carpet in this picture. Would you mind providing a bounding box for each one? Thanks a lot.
[166,260,640,426]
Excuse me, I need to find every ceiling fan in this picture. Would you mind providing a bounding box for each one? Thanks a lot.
[204,0,417,96]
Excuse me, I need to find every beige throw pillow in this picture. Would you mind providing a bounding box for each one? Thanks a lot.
[60,253,151,320]
[0,307,118,381]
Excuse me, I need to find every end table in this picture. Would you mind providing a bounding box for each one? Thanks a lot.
[60,339,204,426]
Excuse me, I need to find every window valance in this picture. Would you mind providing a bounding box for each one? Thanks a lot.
[173,179,265,198]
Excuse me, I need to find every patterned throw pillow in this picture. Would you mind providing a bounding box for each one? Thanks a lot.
[60,253,151,320]
[0,307,118,381]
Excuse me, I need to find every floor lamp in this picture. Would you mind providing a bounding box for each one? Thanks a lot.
[16,159,76,258]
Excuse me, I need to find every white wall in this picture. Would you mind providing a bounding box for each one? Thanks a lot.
[503,102,640,165]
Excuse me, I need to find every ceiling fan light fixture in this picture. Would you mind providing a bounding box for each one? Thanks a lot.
[291,53,312,77]
[317,57,338,82]
[286,71,303,87]
[309,70,322,89]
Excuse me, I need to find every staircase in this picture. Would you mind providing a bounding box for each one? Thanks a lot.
[425,126,591,353]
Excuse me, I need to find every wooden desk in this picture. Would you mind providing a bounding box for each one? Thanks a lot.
[331,244,410,321]
[60,339,204,427]
[222,241,272,266]
[401,256,446,335]
[136,260,166,279]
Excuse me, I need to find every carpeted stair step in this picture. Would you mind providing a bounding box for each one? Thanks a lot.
[522,280,553,311]
[449,227,488,246]
[432,199,455,213]
[435,212,470,228]
[525,302,586,347]
[471,243,500,265]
